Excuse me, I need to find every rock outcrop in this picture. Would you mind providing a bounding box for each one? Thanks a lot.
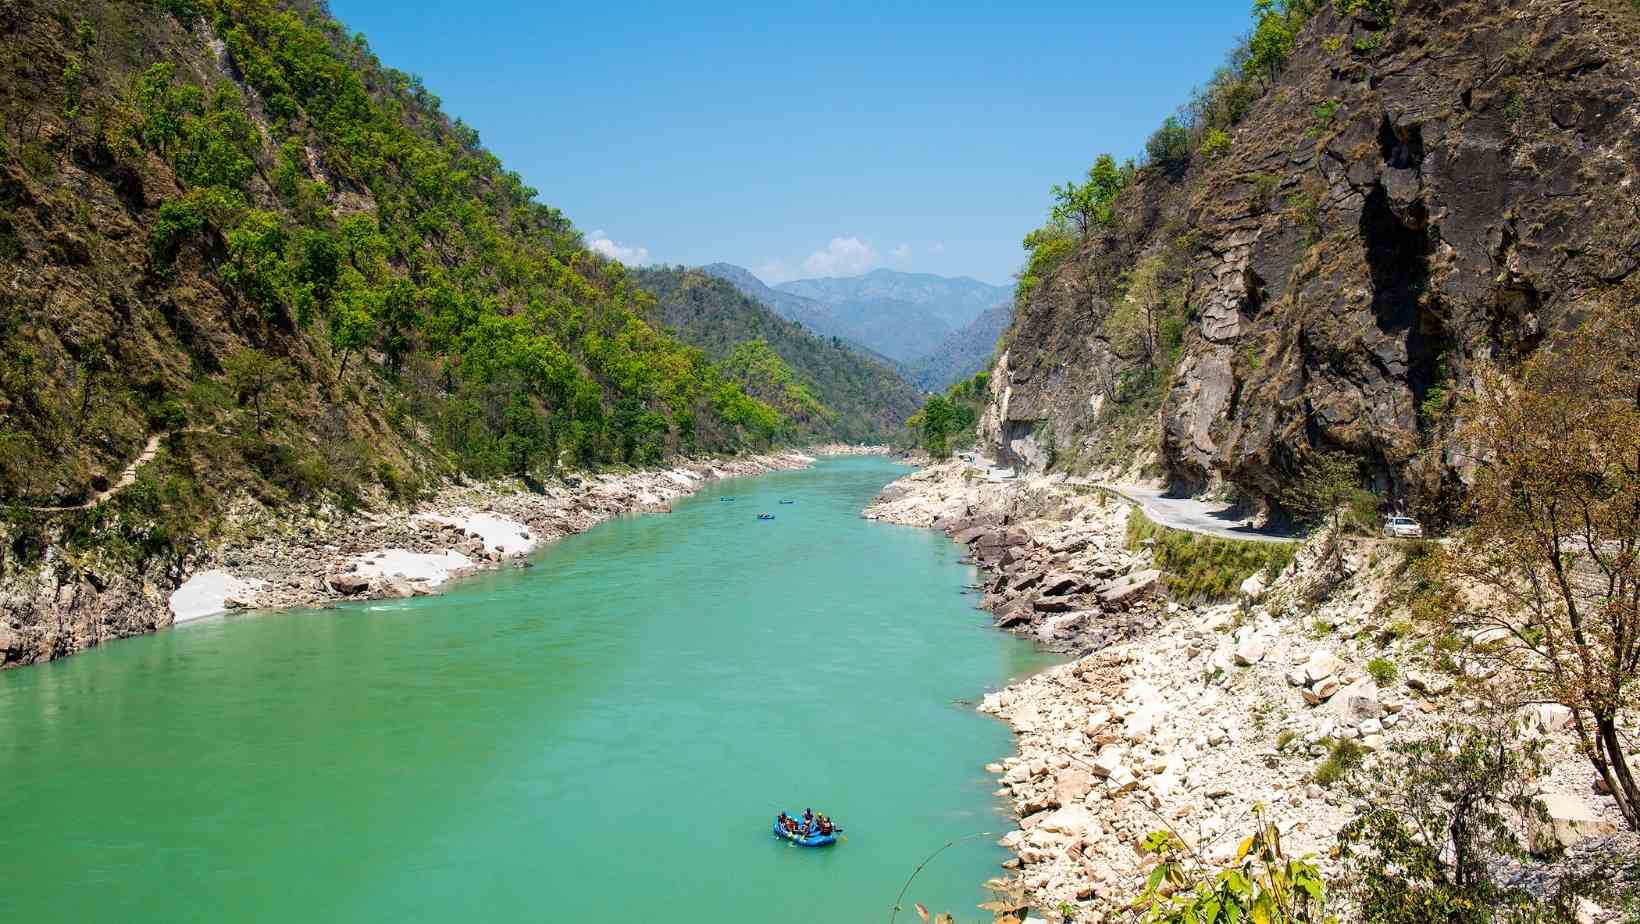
[985,0,1640,513]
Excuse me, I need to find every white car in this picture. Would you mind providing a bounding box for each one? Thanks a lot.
[1383,516,1424,539]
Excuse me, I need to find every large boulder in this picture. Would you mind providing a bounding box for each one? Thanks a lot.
[1240,571,1268,601]
[377,577,416,600]
[1097,570,1161,607]
[327,573,371,595]
[1038,803,1094,836]
[1039,573,1087,597]
[1234,635,1267,666]
[1531,793,1618,853]
[1303,650,1343,684]
[1406,672,1454,697]
[1329,679,1384,721]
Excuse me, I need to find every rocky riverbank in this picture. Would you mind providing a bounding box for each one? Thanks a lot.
[866,460,1634,922]
[1,446,882,670]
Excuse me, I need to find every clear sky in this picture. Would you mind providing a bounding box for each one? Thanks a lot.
[328,0,1252,286]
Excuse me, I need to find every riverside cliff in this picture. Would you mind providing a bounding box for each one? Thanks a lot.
[986,0,1640,516]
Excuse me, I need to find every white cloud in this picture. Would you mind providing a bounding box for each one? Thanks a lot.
[587,230,650,265]
[801,236,880,277]
[889,243,912,262]
[927,242,946,255]
[755,260,794,284]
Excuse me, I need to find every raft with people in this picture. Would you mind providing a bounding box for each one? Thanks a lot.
[773,809,839,847]
[757,513,775,520]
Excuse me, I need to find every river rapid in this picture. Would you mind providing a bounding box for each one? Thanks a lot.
[0,456,1056,922]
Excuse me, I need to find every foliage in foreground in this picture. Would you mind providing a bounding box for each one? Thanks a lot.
[1337,721,1571,924]
[1126,508,1297,601]
[1137,808,1334,924]
[1449,292,1640,832]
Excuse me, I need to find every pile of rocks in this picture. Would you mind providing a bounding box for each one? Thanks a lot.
[867,461,1162,653]
[865,460,1633,922]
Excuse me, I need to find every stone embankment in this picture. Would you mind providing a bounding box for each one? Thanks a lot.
[866,459,1634,922]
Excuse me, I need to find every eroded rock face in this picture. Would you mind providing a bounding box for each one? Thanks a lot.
[988,0,1640,510]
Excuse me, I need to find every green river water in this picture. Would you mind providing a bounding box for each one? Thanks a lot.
[0,456,1057,922]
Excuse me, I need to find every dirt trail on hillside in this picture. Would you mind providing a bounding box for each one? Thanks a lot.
[25,433,163,513]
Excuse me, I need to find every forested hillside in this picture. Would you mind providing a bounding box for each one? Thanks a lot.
[904,304,1011,391]
[633,267,921,442]
[0,0,794,570]
[984,0,1640,521]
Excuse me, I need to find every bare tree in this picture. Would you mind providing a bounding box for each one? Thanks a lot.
[1452,294,1640,830]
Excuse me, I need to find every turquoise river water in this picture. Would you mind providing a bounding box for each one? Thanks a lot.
[0,456,1057,922]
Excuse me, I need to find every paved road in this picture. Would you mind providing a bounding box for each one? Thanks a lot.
[1099,484,1299,544]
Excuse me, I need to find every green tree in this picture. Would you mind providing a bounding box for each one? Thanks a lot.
[223,349,294,433]
[1279,449,1367,574]
[1248,0,1300,83]
[1337,721,1557,924]
[1051,153,1132,241]
[328,268,377,382]
[222,210,295,319]
[1146,116,1193,177]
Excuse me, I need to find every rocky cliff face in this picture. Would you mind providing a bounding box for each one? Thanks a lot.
[988,0,1640,513]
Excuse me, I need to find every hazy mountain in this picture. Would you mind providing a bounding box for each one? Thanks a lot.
[699,263,839,335]
[705,265,1012,367]
[777,270,1011,331]
[904,304,1013,391]
[634,268,922,441]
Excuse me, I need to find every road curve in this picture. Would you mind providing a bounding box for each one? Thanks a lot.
[1098,484,1299,544]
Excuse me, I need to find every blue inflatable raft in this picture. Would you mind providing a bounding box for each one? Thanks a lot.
[773,812,838,847]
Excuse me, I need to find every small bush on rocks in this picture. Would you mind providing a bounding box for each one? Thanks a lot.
[1314,737,1366,787]
[1366,657,1397,684]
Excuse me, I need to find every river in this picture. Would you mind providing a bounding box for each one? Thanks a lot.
[0,456,1056,922]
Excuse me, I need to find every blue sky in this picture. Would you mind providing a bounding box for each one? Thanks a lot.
[329,1,1252,285]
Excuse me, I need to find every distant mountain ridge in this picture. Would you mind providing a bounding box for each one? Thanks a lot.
[702,264,1012,376]
[904,304,1013,391]
[777,269,1010,331]
[633,268,922,442]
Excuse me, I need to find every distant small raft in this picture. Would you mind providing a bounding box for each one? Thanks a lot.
[772,813,837,848]
[757,513,775,521]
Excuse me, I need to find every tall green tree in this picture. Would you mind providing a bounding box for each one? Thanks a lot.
[1051,153,1133,241]
[223,348,294,434]
[1279,449,1366,574]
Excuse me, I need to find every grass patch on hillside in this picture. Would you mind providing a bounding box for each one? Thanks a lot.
[1125,507,1297,602]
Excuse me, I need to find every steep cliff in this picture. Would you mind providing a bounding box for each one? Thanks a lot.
[987,0,1640,516]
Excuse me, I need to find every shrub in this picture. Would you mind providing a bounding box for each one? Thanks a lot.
[1145,117,1192,178]
[1338,722,1569,924]
[1314,737,1366,787]
[1276,729,1299,751]
[1199,128,1233,160]
[1367,657,1397,684]
[1138,807,1333,924]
